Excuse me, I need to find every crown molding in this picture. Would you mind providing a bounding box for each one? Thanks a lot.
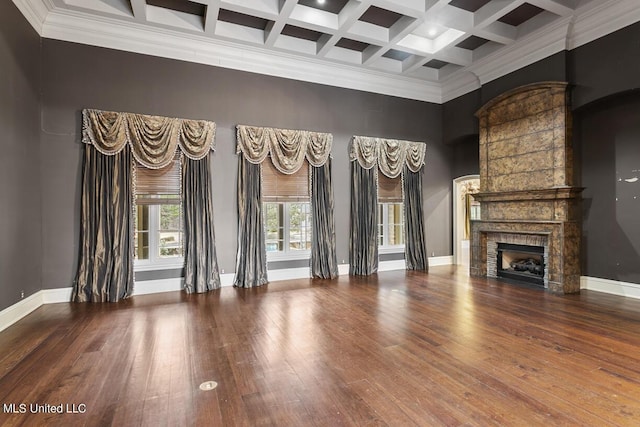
[470,16,573,86]
[568,0,640,50]
[40,8,442,103]
[441,71,481,103]
[12,0,52,34]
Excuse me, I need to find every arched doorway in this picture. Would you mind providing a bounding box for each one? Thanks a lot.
[453,175,480,268]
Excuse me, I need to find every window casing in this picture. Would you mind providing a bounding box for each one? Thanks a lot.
[262,159,311,260]
[378,172,404,252]
[134,156,184,270]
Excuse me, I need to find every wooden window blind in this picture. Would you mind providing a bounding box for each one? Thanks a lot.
[262,159,309,202]
[135,155,181,205]
[378,172,403,203]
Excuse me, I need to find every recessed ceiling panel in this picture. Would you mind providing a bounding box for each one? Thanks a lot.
[456,35,490,50]
[424,59,449,69]
[382,49,412,61]
[498,3,545,26]
[336,38,370,52]
[359,6,404,28]
[218,9,270,30]
[448,0,492,13]
[281,24,324,42]
[147,0,205,17]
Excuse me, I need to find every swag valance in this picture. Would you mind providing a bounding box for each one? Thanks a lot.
[236,125,332,174]
[349,136,426,178]
[82,109,216,169]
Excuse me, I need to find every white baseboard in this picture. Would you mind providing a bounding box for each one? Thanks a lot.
[429,255,454,267]
[338,263,350,276]
[580,276,640,299]
[133,278,184,295]
[0,292,43,333]
[378,259,407,271]
[42,287,73,304]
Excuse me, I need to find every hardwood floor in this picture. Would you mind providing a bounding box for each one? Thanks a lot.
[1,266,640,426]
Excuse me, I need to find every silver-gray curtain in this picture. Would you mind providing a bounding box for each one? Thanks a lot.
[182,153,221,293]
[311,161,338,279]
[234,156,268,288]
[73,145,134,302]
[349,162,378,275]
[403,167,428,271]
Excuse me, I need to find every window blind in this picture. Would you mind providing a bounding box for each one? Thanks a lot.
[378,172,403,203]
[262,158,309,202]
[135,155,181,205]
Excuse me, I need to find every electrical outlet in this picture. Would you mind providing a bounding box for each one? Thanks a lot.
[221,269,224,274]
[431,252,435,257]
[20,290,25,299]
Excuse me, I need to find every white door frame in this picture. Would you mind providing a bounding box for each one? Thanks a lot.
[453,175,480,265]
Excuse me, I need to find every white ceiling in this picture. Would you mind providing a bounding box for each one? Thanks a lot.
[13,0,640,103]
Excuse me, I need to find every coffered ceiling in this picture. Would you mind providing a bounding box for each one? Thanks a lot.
[13,0,640,102]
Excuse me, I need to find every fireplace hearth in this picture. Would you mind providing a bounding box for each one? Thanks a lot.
[497,243,544,287]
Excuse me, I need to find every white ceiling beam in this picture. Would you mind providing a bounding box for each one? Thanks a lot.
[528,0,575,16]
[474,0,525,27]
[130,0,146,22]
[264,0,298,47]
[316,0,372,57]
[475,21,517,44]
[204,0,221,34]
[363,15,422,65]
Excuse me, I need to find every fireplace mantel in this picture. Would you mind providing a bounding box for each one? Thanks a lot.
[470,81,581,294]
[472,187,584,203]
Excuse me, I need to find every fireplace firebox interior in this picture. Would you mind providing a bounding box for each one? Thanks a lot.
[497,243,545,287]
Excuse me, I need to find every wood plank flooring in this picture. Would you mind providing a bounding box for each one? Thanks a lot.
[1,266,640,426]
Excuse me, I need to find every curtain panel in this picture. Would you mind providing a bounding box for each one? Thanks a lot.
[76,109,218,301]
[403,167,428,271]
[311,161,339,279]
[349,162,378,275]
[235,125,337,286]
[348,136,428,274]
[182,153,221,293]
[73,146,134,302]
[234,156,268,288]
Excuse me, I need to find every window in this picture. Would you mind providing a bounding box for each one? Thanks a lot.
[262,159,311,259]
[134,156,184,269]
[378,172,404,249]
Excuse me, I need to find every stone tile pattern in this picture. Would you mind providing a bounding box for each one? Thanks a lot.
[471,82,582,294]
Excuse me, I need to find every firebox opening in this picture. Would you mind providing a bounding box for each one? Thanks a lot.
[497,243,545,287]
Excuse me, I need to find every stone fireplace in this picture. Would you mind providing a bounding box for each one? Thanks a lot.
[470,82,583,294]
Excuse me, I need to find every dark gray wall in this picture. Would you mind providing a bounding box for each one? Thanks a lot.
[0,2,42,311]
[40,39,448,289]
[570,21,640,283]
[575,92,640,283]
[570,21,640,110]
[481,51,568,105]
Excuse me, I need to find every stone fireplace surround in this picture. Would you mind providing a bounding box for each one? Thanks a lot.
[470,82,582,294]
